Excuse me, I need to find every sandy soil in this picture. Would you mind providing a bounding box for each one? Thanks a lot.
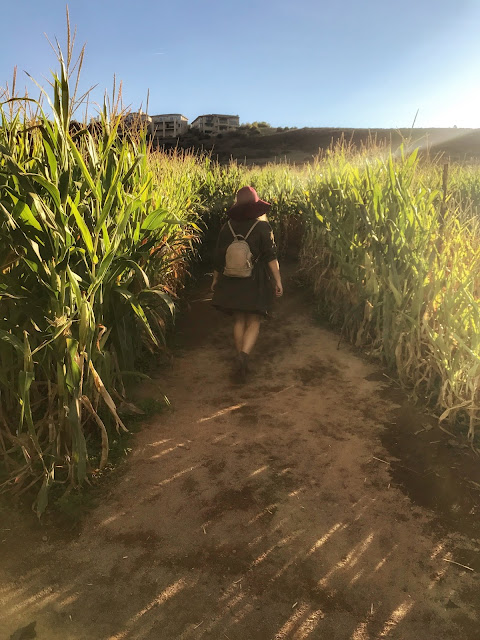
[1,268,480,640]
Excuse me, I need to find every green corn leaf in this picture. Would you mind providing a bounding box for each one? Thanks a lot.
[65,338,82,392]
[95,149,125,232]
[67,265,83,307]
[43,138,58,182]
[67,134,101,202]
[59,168,71,206]
[13,199,42,231]
[115,287,159,346]
[31,320,73,356]
[0,330,25,355]
[141,207,170,231]
[88,250,115,296]
[25,173,62,211]
[143,288,176,318]
[79,298,94,354]
[67,195,94,257]
[35,474,51,518]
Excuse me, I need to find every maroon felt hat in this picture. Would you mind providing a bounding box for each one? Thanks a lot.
[227,186,271,220]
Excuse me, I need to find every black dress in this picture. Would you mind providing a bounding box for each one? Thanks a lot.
[212,219,277,316]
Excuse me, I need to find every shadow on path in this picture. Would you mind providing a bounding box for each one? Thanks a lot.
[1,265,480,640]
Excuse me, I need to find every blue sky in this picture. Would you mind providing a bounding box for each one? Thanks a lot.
[2,0,480,128]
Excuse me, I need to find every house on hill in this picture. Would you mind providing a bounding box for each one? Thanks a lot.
[191,114,239,134]
[122,112,153,127]
[151,114,189,138]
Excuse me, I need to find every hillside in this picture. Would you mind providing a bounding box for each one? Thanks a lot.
[165,127,480,164]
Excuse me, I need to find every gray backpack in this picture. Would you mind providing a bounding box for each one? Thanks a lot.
[223,220,260,278]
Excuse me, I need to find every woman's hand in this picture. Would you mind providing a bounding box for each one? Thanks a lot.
[211,272,219,293]
[267,260,283,297]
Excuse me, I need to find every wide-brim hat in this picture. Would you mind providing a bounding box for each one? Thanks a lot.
[227,186,271,221]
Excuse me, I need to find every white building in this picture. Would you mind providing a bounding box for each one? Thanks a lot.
[122,112,152,128]
[151,114,189,138]
[191,114,239,134]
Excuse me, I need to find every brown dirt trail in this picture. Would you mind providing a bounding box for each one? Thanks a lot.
[1,268,480,640]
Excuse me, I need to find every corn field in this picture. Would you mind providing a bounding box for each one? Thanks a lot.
[300,148,480,443]
[0,41,200,513]
[3,40,480,515]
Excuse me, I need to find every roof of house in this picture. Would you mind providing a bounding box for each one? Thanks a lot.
[123,112,152,121]
[151,113,188,119]
[191,114,239,124]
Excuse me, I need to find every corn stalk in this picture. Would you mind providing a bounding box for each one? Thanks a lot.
[0,33,199,513]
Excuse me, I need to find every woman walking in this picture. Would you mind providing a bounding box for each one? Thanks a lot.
[211,186,283,381]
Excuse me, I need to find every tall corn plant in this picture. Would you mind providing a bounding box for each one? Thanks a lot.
[300,145,480,441]
[247,164,306,254]
[0,37,197,513]
[194,158,306,259]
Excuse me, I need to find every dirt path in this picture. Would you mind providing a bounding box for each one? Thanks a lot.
[2,267,480,640]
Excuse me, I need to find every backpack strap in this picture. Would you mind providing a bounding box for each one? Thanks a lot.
[227,220,240,240]
[228,219,260,241]
[244,219,260,240]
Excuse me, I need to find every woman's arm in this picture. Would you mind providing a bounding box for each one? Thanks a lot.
[268,259,283,297]
[260,222,283,297]
[211,270,219,292]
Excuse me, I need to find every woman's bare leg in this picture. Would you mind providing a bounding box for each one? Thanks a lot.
[233,312,246,353]
[242,313,261,354]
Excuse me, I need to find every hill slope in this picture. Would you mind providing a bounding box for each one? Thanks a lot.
[168,127,480,164]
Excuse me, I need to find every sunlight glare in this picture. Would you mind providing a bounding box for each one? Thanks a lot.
[57,593,80,608]
[274,603,311,640]
[248,503,278,524]
[157,465,200,486]
[293,608,324,639]
[131,577,195,623]
[249,465,269,477]
[318,532,374,586]
[306,523,344,557]
[148,439,172,447]
[250,532,302,569]
[432,84,480,129]
[349,569,365,585]
[430,541,446,560]
[211,433,230,443]
[249,517,290,549]
[6,586,58,613]
[199,403,246,423]
[377,599,414,638]
[372,545,398,574]
[150,442,189,459]
[350,620,369,640]
[100,512,126,527]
